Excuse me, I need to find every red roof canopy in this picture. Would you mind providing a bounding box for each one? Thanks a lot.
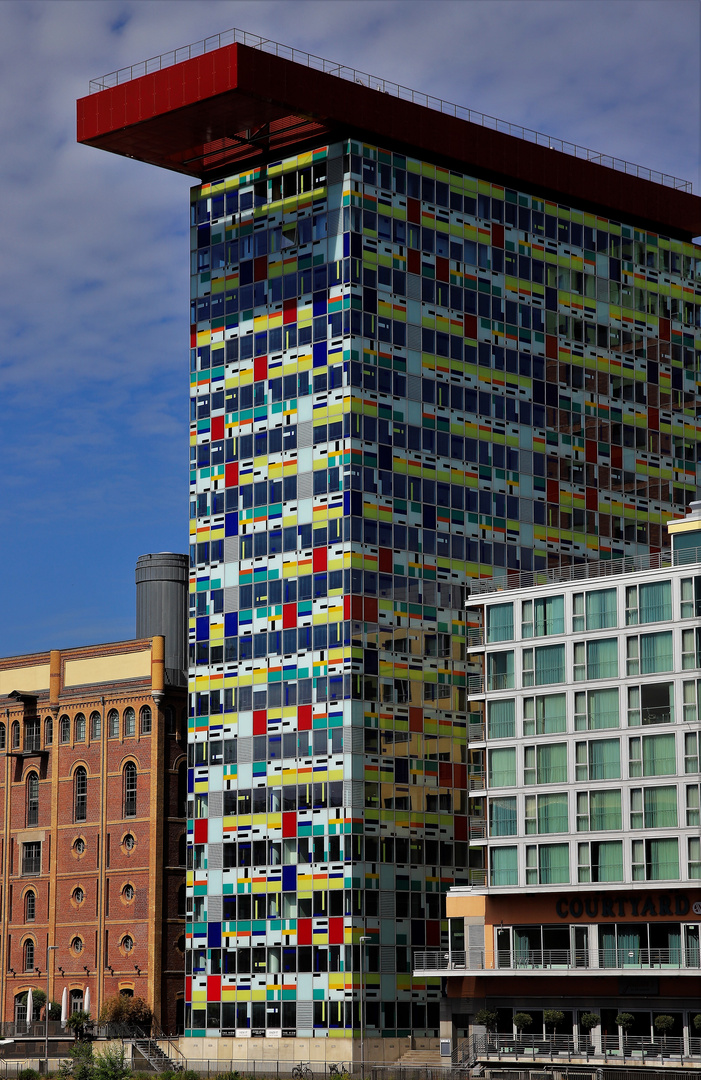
[77,42,701,240]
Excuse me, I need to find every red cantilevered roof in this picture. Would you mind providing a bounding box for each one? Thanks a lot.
[77,42,701,240]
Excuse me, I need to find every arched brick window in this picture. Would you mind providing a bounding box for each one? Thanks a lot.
[123,762,137,818]
[26,773,39,827]
[74,767,87,823]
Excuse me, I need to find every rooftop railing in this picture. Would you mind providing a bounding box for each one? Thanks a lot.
[467,545,701,596]
[88,28,692,193]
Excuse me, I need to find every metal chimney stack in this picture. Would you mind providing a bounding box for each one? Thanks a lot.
[135,553,188,686]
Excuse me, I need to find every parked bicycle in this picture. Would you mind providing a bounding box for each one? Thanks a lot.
[329,1064,350,1079]
[292,1064,313,1079]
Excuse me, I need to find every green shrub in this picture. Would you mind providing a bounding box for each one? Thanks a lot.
[579,1013,599,1032]
[94,1043,131,1080]
[544,1009,564,1031]
[654,1015,675,1035]
[615,1013,634,1031]
[18,1069,40,1080]
[474,1009,498,1032]
[694,1014,701,1032]
[513,1012,533,1032]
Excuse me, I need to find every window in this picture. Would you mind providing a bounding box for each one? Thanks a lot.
[74,767,87,823]
[526,843,570,885]
[71,936,83,954]
[487,603,513,643]
[575,738,620,781]
[165,707,176,735]
[22,842,40,876]
[688,837,701,879]
[12,721,20,749]
[685,732,700,774]
[24,939,35,972]
[123,708,136,737]
[74,714,86,743]
[124,763,137,817]
[574,688,619,730]
[25,891,36,922]
[630,786,678,829]
[140,706,152,734]
[522,595,564,638]
[627,632,673,675]
[59,715,70,743]
[487,651,514,691]
[632,837,679,881]
[489,797,517,836]
[573,587,617,631]
[523,644,565,687]
[488,747,516,787]
[123,833,135,851]
[487,700,515,739]
[90,712,101,739]
[24,720,40,753]
[686,784,700,827]
[122,884,134,902]
[44,718,52,746]
[523,693,566,736]
[524,742,567,785]
[627,682,673,726]
[0,723,5,750]
[574,639,618,681]
[108,710,119,738]
[26,773,39,827]
[490,846,518,886]
[578,840,623,882]
[121,935,134,952]
[73,888,84,905]
[525,792,568,834]
[626,581,671,625]
[576,789,621,831]
[629,733,676,777]
[680,576,701,619]
[73,837,86,855]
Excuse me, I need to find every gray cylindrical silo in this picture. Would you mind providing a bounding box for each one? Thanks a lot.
[135,552,189,686]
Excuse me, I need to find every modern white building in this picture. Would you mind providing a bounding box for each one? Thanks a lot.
[416,506,701,1072]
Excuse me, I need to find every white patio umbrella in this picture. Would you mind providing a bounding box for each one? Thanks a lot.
[26,989,33,1028]
[61,987,68,1027]
[84,987,90,1016]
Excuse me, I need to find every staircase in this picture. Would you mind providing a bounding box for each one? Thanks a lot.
[393,1049,447,1068]
[131,1037,184,1073]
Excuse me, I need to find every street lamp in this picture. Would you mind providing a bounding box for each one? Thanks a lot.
[45,945,58,1073]
[359,937,370,1079]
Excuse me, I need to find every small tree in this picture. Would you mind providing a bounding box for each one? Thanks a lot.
[58,1040,94,1080]
[65,1011,92,1042]
[693,1015,701,1033]
[616,1013,634,1032]
[99,993,152,1031]
[654,1014,675,1047]
[579,1013,599,1032]
[49,1000,62,1020]
[475,1009,498,1032]
[544,1009,564,1033]
[514,1012,533,1033]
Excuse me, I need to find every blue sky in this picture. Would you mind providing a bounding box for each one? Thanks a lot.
[0,0,699,656]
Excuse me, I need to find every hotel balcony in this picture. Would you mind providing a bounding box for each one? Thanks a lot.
[413,947,701,975]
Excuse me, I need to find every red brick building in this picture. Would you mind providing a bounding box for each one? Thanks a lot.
[0,634,187,1034]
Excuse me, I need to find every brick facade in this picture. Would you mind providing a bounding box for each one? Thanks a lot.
[0,637,186,1033]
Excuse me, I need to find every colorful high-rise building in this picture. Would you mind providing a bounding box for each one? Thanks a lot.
[77,30,701,1060]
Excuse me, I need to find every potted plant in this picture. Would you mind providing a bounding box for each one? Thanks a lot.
[474,1009,498,1050]
[654,1014,675,1052]
[514,1012,533,1047]
[616,1012,634,1055]
[544,1009,564,1051]
[579,1012,598,1052]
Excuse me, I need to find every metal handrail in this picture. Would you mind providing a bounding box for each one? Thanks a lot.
[467,545,701,596]
[414,946,701,971]
[86,28,692,193]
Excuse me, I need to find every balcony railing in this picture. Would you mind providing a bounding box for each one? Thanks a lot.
[86,29,692,193]
[414,947,701,972]
[467,628,484,647]
[467,545,701,595]
[470,1032,701,1065]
